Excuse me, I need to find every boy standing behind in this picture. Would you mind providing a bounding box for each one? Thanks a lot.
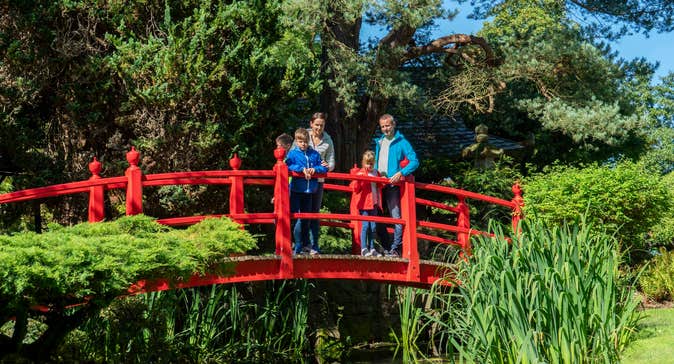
[286,128,328,255]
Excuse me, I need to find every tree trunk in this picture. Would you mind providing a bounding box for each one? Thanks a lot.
[319,6,395,172]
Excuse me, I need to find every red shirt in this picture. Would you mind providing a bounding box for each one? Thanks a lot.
[350,168,384,210]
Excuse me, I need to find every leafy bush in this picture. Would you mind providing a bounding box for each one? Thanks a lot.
[0,215,256,360]
[523,161,671,250]
[648,172,674,249]
[430,219,640,363]
[639,248,674,301]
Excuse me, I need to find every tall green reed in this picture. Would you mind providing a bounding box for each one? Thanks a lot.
[392,287,425,362]
[424,219,641,363]
[64,280,312,363]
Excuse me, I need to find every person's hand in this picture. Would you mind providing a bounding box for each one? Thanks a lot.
[388,172,403,184]
[304,168,314,180]
[321,160,328,167]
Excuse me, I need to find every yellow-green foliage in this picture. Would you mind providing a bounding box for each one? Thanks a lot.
[0,215,256,311]
[639,248,674,301]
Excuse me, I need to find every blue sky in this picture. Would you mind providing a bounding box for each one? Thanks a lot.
[374,2,673,83]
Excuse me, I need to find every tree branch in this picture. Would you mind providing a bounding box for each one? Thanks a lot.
[402,34,499,66]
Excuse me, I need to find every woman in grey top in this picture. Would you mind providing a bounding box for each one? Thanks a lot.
[306,112,335,254]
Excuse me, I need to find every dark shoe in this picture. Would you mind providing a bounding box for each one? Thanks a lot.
[385,250,400,257]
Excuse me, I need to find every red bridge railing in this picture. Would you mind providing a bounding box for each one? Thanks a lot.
[0,147,524,288]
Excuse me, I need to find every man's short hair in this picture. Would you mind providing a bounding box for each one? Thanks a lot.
[294,128,310,141]
[379,114,395,124]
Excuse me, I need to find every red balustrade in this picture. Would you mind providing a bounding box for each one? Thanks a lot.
[0,147,524,289]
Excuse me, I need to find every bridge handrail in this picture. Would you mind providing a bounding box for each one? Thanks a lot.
[0,147,524,286]
[0,176,127,203]
[414,181,515,209]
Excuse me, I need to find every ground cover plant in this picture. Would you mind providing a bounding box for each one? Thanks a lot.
[622,308,674,364]
[0,215,256,361]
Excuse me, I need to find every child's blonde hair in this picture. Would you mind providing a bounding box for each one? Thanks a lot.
[294,128,309,141]
[362,150,375,166]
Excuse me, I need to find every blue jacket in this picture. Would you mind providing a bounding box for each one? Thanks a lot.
[374,130,419,177]
[286,147,328,193]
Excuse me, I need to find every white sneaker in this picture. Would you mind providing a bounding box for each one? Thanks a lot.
[361,248,368,256]
[309,249,320,255]
[364,249,373,257]
[370,248,381,257]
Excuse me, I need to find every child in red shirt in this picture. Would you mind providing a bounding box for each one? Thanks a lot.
[350,150,384,256]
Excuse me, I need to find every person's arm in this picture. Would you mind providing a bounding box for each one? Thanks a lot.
[325,137,336,172]
[399,140,419,176]
[286,152,305,173]
[312,152,328,174]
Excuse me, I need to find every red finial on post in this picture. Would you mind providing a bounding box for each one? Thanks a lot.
[274,147,286,162]
[126,146,140,167]
[229,153,242,170]
[89,157,102,177]
[511,182,524,233]
[88,157,104,222]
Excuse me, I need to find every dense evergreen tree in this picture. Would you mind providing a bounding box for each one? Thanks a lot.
[1,1,318,223]
[437,0,657,166]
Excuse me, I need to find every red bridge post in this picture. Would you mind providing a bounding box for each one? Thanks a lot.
[400,175,420,281]
[125,147,143,215]
[349,164,363,255]
[229,154,243,223]
[457,196,471,256]
[273,147,292,276]
[511,182,524,233]
[88,157,105,222]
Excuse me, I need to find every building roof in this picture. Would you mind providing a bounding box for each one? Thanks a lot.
[377,116,524,159]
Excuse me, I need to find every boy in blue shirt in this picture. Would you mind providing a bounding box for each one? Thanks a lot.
[286,128,328,255]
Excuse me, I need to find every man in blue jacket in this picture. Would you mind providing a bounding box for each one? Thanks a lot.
[375,114,419,257]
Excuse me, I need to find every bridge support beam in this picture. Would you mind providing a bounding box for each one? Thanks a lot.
[273,147,293,277]
[229,154,244,224]
[401,175,419,281]
[457,196,471,256]
[88,157,105,222]
[125,147,143,215]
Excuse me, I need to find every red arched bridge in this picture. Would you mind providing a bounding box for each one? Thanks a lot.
[0,147,524,291]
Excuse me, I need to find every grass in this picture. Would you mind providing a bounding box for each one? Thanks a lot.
[622,307,674,364]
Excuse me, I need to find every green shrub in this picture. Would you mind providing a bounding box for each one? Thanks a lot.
[648,172,674,249]
[427,219,641,363]
[523,161,671,250]
[0,215,257,361]
[639,248,674,301]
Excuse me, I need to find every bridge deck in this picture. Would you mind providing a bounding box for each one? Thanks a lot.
[129,255,455,293]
